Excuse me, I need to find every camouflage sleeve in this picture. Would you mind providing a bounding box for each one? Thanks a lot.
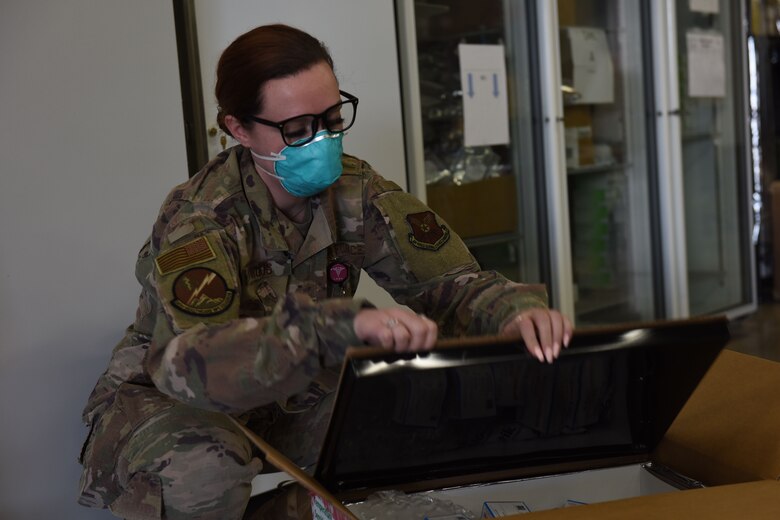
[144,213,370,414]
[361,173,548,337]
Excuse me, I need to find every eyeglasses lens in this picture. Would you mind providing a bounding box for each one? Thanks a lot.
[280,99,356,146]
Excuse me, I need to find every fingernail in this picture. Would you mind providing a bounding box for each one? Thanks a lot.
[564,334,570,346]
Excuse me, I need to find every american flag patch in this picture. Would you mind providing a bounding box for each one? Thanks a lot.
[154,236,216,275]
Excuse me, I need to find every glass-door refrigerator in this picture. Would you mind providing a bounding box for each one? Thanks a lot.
[538,0,662,325]
[665,0,757,317]
[397,0,756,325]
[396,0,550,288]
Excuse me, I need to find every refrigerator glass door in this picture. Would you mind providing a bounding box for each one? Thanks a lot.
[674,1,754,315]
[408,0,544,283]
[557,0,658,325]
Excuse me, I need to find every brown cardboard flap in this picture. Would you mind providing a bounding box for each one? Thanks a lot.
[654,350,780,485]
[514,481,780,519]
[227,417,359,520]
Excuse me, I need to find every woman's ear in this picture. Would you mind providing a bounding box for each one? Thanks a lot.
[224,115,252,147]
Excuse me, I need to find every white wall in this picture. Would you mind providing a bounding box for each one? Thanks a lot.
[0,1,407,517]
[0,1,187,518]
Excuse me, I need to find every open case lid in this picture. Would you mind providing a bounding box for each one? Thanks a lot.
[314,316,730,496]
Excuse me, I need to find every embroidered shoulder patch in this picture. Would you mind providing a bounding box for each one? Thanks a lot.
[155,236,216,275]
[406,211,450,251]
[171,267,234,316]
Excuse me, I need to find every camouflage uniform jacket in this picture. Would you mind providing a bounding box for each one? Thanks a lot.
[80,145,548,469]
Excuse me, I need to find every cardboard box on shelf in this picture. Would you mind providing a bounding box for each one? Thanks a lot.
[426,174,517,239]
[564,106,592,130]
[558,0,577,27]
[559,27,614,106]
[237,317,780,518]
[564,106,594,168]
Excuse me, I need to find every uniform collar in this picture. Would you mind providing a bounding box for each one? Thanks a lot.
[293,194,337,268]
[238,147,338,261]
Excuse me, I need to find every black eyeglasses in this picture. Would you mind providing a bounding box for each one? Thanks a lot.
[248,90,359,147]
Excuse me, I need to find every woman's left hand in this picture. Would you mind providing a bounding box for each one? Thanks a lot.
[354,308,438,353]
[501,308,573,363]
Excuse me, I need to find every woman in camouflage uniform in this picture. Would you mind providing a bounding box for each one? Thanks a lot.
[77,24,572,520]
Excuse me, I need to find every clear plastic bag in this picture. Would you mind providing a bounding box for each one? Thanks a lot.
[347,490,476,520]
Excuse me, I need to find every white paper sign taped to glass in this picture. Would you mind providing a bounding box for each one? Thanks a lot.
[687,32,726,98]
[458,44,510,147]
[560,27,614,105]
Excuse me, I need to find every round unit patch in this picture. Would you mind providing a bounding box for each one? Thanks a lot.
[328,262,349,284]
[172,267,234,316]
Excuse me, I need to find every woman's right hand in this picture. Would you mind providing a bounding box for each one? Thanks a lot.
[353,308,438,352]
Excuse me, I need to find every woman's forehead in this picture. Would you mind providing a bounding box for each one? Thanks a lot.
[259,62,340,120]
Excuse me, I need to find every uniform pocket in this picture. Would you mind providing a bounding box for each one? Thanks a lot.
[77,384,175,509]
[108,472,163,520]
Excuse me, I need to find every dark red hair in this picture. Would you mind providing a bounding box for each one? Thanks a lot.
[215,24,335,136]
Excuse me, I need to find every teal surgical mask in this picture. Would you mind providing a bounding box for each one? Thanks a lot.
[251,131,343,197]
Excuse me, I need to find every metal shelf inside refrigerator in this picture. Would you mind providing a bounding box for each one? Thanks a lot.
[568,162,631,176]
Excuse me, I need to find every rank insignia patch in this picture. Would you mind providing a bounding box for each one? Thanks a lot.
[172,267,234,316]
[406,211,450,251]
[255,281,279,313]
[155,236,216,275]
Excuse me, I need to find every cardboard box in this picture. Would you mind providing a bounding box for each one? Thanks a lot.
[426,175,517,239]
[482,500,532,516]
[511,481,780,518]
[564,106,594,168]
[558,0,577,27]
[559,27,614,105]
[241,317,780,519]
[654,349,780,486]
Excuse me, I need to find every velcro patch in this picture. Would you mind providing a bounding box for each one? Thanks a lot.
[154,236,216,275]
[406,211,450,251]
[371,191,476,282]
[171,267,234,316]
